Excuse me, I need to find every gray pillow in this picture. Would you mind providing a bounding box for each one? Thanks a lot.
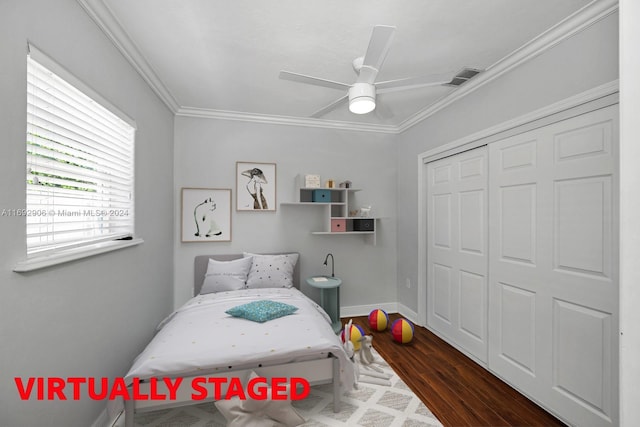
[200,256,253,294]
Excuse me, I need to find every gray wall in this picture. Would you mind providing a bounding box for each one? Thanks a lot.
[173,117,397,311]
[395,12,619,314]
[0,1,174,426]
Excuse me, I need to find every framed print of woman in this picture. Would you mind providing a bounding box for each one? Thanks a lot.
[236,162,276,211]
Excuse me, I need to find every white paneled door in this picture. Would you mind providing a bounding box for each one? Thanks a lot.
[488,105,618,427]
[425,105,618,426]
[427,147,489,363]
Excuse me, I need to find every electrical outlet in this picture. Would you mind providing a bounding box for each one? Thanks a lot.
[405,278,411,288]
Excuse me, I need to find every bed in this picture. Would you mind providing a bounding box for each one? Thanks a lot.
[119,253,354,427]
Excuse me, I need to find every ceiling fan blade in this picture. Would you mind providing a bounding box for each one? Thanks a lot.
[279,70,351,91]
[310,94,349,118]
[376,73,452,94]
[358,25,396,84]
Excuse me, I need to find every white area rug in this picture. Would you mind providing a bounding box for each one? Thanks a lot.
[112,350,442,427]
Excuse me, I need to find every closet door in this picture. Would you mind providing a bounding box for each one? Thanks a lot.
[427,146,488,363]
[488,105,618,426]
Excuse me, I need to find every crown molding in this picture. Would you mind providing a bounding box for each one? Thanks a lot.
[77,0,180,113]
[176,107,399,134]
[397,0,618,133]
[79,0,617,134]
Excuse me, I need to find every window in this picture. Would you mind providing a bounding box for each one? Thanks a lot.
[25,46,135,255]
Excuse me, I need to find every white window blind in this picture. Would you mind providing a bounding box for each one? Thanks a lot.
[26,48,135,255]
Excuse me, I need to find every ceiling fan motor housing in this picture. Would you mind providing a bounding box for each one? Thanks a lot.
[349,82,376,114]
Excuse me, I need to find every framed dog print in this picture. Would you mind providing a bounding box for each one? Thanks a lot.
[181,188,231,242]
[236,162,276,211]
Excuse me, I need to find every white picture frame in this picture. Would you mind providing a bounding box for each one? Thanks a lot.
[181,188,232,242]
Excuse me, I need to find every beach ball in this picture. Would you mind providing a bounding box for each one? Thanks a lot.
[340,323,365,351]
[368,309,389,332]
[391,318,414,344]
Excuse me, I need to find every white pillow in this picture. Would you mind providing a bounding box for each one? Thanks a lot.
[200,257,253,294]
[243,253,299,289]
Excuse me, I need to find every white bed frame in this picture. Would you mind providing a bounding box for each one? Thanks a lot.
[124,253,343,427]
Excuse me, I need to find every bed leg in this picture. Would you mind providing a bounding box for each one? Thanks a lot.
[332,355,341,413]
[124,398,134,427]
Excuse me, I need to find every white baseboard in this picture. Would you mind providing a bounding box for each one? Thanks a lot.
[341,302,421,325]
[341,302,398,318]
[396,303,420,326]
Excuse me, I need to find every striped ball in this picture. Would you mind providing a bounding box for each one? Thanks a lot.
[391,318,414,344]
[340,323,365,351]
[368,309,389,332]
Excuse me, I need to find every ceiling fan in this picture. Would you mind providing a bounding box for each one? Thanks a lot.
[279,25,470,118]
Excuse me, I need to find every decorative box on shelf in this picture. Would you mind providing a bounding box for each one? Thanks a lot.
[331,219,347,232]
[352,218,374,231]
[301,174,321,189]
[312,189,331,202]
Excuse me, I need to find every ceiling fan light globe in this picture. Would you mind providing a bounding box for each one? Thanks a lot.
[349,97,376,114]
[348,83,376,114]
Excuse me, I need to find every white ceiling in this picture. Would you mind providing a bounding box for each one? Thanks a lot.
[81,0,603,132]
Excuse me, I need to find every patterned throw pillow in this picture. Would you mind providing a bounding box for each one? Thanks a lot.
[244,253,299,289]
[225,300,298,323]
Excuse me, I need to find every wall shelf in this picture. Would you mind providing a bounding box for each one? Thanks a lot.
[281,177,377,245]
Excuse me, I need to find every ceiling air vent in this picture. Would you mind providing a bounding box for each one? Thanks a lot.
[446,67,482,87]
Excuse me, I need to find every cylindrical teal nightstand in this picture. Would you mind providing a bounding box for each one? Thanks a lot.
[306,276,342,333]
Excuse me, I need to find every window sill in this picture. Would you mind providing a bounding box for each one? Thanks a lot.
[13,237,144,273]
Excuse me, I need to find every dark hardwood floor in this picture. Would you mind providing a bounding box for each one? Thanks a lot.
[345,313,566,427]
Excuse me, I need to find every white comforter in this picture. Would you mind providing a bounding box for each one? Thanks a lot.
[125,287,354,389]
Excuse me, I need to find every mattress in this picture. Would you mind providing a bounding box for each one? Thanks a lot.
[124,287,354,389]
